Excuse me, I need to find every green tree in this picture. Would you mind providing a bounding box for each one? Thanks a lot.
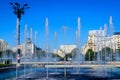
[41,50,47,57]
[85,49,94,61]
[117,49,120,54]
[65,53,72,61]
[101,47,113,61]
[71,48,78,58]
[33,47,42,59]
[0,51,3,58]
[52,53,64,61]
[64,48,78,61]
[6,49,11,58]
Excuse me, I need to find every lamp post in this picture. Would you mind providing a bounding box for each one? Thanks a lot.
[10,2,29,64]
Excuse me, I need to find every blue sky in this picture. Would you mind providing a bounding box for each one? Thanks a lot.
[0,0,120,50]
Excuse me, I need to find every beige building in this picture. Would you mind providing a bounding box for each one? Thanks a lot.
[112,32,120,50]
[83,30,120,54]
[0,39,9,51]
[53,45,77,58]
[83,28,106,54]
[60,45,77,53]
[12,38,35,56]
[82,16,120,54]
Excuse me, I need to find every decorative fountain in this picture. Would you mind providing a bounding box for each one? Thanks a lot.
[0,17,120,80]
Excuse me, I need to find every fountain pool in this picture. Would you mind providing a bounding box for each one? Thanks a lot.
[0,64,120,80]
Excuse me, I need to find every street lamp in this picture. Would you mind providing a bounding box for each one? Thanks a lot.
[10,2,30,64]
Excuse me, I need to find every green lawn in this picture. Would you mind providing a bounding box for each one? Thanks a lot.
[0,64,13,67]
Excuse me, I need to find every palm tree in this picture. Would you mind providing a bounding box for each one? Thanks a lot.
[9,2,30,20]
[10,2,29,63]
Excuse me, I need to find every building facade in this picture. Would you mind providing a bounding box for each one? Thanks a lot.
[0,39,9,51]
[53,45,77,58]
[60,45,77,53]
[112,32,120,50]
[12,38,36,56]
[83,28,106,54]
[83,30,120,54]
